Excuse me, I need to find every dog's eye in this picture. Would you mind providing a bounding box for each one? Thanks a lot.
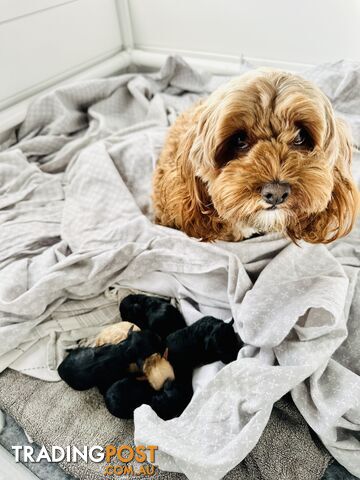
[293,130,305,146]
[215,131,251,168]
[292,127,313,149]
[233,131,250,151]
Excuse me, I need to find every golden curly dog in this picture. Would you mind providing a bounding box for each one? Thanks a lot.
[153,70,359,243]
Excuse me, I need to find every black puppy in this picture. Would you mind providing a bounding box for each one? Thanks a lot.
[166,317,242,380]
[120,294,186,339]
[105,377,154,419]
[105,377,193,420]
[104,316,241,420]
[58,330,164,394]
[151,378,193,420]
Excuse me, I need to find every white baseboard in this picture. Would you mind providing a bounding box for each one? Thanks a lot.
[130,46,314,73]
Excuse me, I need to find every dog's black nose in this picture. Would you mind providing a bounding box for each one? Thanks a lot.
[261,182,291,206]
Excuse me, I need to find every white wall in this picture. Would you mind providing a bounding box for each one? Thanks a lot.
[127,0,360,66]
[0,0,122,110]
[1,0,359,132]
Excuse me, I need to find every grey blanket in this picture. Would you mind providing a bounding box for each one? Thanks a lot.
[0,369,331,480]
[0,57,359,480]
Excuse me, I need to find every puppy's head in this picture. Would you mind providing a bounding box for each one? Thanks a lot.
[184,70,359,242]
[142,352,175,391]
[120,294,147,323]
[125,329,164,363]
[203,319,242,364]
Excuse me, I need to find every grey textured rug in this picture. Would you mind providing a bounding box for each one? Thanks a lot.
[0,369,331,480]
[2,411,357,480]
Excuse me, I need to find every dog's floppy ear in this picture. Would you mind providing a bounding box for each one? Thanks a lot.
[174,103,225,241]
[301,118,359,243]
